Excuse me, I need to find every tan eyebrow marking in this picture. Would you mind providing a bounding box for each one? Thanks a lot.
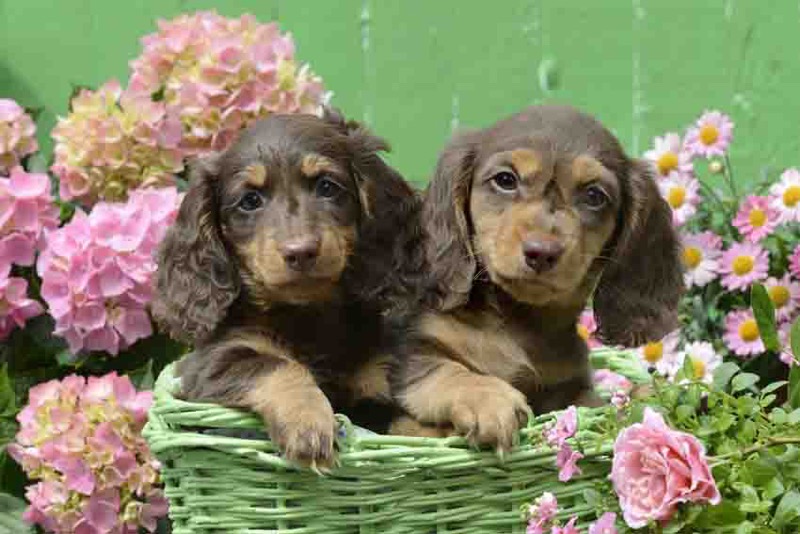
[510,149,542,178]
[243,164,268,188]
[301,154,340,178]
[571,155,607,184]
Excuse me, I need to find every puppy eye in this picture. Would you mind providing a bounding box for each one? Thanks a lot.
[491,172,519,192]
[581,185,609,209]
[238,191,264,212]
[315,175,343,199]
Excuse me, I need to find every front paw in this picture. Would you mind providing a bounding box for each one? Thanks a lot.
[266,398,338,471]
[449,376,531,452]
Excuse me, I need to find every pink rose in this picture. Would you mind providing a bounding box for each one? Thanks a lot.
[611,408,721,528]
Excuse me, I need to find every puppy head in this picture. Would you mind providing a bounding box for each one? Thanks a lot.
[153,108,420,343]
[424,105,683,346]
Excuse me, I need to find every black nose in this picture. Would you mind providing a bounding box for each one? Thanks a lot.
[280,237,321,271]
[522,239,564,273]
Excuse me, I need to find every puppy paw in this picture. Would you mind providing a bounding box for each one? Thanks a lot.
[449,376,531,453]
[265,397,338,471]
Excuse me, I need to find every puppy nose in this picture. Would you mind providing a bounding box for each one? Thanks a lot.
[522,239,564,273]
[280,237,321,271]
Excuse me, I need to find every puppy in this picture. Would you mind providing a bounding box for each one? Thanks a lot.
[153,109,423,469]
[391,105,683,451]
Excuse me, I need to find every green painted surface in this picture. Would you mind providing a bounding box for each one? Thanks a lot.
[1,1,798,185]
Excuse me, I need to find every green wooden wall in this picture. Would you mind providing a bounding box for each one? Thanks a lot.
[1,0,798,185]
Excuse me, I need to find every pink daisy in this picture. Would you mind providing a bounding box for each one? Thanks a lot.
[719,242,769,291]
[684,110,734,158]
[769,168,800,224]
[681,231,722,288]
[723,309,765,357]
[778,322,798,367]
[658,173,700,226]
[765,275,800,322]
[733,196,780,242]
[643,133,693,179]
[790,245,800,279]
[635,330,681,377]
[577,309,601,348]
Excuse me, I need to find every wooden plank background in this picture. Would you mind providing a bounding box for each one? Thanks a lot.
[1,0,798,185]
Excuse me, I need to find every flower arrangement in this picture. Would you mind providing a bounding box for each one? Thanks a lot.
[51,10,328,205]
[7,373,166,533]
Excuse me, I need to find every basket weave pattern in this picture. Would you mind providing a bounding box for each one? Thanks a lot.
[144,349,648,533]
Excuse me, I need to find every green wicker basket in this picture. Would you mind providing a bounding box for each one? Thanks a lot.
[143,348,649,533]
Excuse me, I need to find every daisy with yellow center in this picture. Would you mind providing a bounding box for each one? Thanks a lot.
[635,331,680,376]
[671,342,722,384]
[643,133,693,178]
[576,309,601,348]
[684,110,734,158]
[765,275,800,321]
[724,310,765,357]
[769,168,800,224]
[732,195,779,243]
[719,242,769,291]
[680,231,722,288]
[658,174,700,226]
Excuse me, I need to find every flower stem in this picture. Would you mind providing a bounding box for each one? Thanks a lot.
[723,153,739,202]
[710,436,800,464]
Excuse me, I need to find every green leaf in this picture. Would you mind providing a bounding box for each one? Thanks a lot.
[762,381,789,395]
[0,365,14,417]
[772,490,800,529]
[751,283,780,352]
[714,361,741,391]
[732,373,761,393]
[790,366,800,410]
[582,488,601,508]
[790,317,800,362]
[789,408,800,425]
[764,477,786,501]
[0,492,32,534]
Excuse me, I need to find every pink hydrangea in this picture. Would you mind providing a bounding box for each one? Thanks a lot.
[683,110,734,158]
[611,407,720,528]
[588,512,618,534]
[733,196,779,243]
[680,231,722,288]
[37,187,182,355]
[0,269,43,340]
[643,132,693,179]
[7,373,167,534]
[723,309,765,358]
[0,98,38,175]
[719,242,769,291]
[128,11,328,156]
[0,166,60,274]
[51,80,184,205]
[526,492,558,534]
[593,369,633,395]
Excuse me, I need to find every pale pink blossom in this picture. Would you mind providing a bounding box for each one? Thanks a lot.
[635,330,681,377]
[611,408,720,528]
[719,242,769,291]
[588,512,618,534]
[37,187,182,355]
[8,373,166,533]
[128,11,328,156]
[593,369,633,395]
[790,245,800,279]
[551,516,579,534]
[544,405,577,448]
[671,341,722,384]
[0,271,43,340]
[643,133,693,179]
[610,391,630,410]
[680,231,722,288]
[770,168,800,224]
[733,196,780,242]
[658,172,700,226]
[0,99,38,174]
[0,166,59,274]
[577,309,602,348]
[684,110,734,158]
[724,309,765,358]
[526,492,558,534]
[556,443,583,482]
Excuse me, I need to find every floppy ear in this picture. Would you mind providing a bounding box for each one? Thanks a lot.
[324,108,426,313]
[422,133,478,311]
[152,155,240,344]
[593,160,684,347]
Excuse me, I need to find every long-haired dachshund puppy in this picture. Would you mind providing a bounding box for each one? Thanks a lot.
[153,109,422,470]
[391,105,683,452]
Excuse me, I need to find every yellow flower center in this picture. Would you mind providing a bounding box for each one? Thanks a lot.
[732,255,754,276]
[769,285,791,308]
[738,319,760,342]
[699,124,719,146]
[577,324,590,341]
[643,341,663,363]
[667,186,686,209]
[783,186,800,208]
[691,357,706,380]
[748,208,767,228]
[682,246,702,269]
[656,152,679,175]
